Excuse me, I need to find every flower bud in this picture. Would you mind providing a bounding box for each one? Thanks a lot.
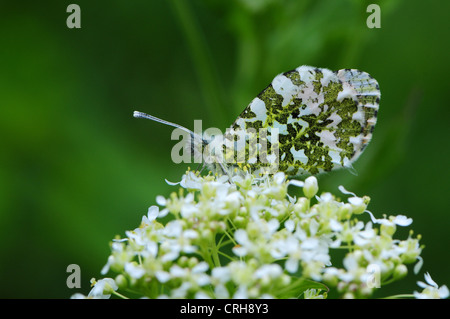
[393,264,408,280]
[303,176,318,198]
[294,197,309,214]
[115,274,128,289]
[380,222,396,237]
[348,196,367,215]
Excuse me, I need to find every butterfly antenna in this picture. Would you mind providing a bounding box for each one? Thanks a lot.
[133,111,198,138]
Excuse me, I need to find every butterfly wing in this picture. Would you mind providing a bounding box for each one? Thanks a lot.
[225,65,380,176]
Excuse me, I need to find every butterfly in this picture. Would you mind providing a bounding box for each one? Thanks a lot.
[134,65,380,177]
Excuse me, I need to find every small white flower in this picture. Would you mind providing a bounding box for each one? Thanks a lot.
[366,211,413,227]
[147,205,159,221]
[163,220,183,237]
[254,264,283,284]
[348,196,366,214]
[125,262,146,279]
[156,196,166,206]
[180,203,198,218]
[88,278,118,299]
[266,219,280,235]
[160,243,180,262]
[317,192,333,203]
[192,261,209,274]
[391,215,413,226]
[414,273,449,299]
[273,172,286,184]
[101,255,115,275]
[214,284,230,298]
[155,270,171,283]
[172,281,192,298]
[233,285,248,299]
[284,219,295,232]
[223,191,242,210]
[170,265,188,278]
[180,172,203,189]
[211,267,231,284]
[125,227,154,250]
[233,229,249,257]
[353,222,376,246]
[158,208,169,218]
[414,256,424,274]
[288,179,304,188]
[329,219,343,232]
[303,176,318,198]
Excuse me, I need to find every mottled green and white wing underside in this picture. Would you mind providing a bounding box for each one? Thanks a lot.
[225,65,380,176]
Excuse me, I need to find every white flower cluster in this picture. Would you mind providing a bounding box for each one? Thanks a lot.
[73,170,447,299]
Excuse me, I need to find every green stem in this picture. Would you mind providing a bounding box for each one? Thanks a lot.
[211,236,221,267]
[217,250,235,262]
[382,294,415,299]
[199,241,214,268]
[111,290,129,299]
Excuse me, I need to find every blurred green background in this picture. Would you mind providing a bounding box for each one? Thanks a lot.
[1,0,449,298]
